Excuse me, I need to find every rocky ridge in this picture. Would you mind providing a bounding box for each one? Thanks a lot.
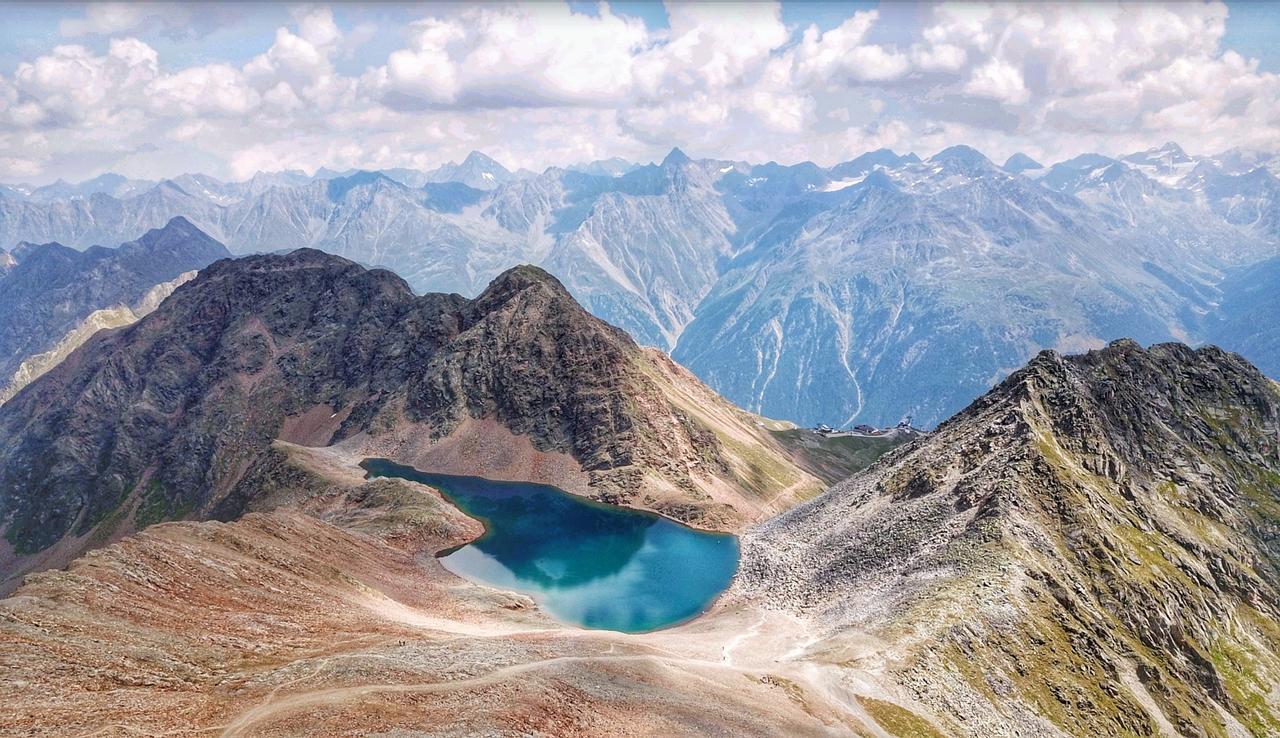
[0,250,827,589]
[738,339,1280,736]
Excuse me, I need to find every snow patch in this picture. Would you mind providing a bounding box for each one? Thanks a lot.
[823,175,867,192]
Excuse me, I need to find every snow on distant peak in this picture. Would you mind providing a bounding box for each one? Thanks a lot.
[823,174,869,192]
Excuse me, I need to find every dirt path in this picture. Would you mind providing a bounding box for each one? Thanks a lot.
[218,652,775,737]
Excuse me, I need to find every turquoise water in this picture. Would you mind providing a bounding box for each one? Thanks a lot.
[361,459,739,633]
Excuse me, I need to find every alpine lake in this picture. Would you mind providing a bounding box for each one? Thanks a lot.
[361,458,739,633]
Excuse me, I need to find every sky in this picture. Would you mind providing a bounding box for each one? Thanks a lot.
[0,1,1278,185]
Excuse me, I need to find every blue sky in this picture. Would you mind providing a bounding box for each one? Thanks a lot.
[0,2,1277,184]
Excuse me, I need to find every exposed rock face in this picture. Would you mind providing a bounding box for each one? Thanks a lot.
[0,217,229,391]
[0,250,822,584]
[739,339,1280,737]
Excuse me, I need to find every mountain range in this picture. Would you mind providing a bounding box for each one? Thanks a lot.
[0,217,229,404]
[2,143,1277,428]
[1,251,1275,734]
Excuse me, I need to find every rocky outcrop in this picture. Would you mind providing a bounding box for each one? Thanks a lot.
[0,250,824,585]
[739,339,1280,737]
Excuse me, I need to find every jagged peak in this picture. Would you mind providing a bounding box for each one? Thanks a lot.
[661,147,692,167]
[461,150,507,170]
[932,338,1280,460]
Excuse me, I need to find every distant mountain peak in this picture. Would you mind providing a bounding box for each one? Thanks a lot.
[326,170,399,200]
[153,215,199,236]
[1003,152,1043,173]
[1123,141,1192,165]
[930,145,994,169]
[461,150,503,168]
[661,147,692,167]
[134,216,219,246]
[425,151,513,190]
[829,148,917,178]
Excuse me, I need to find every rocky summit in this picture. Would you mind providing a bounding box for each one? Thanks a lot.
[739,339,1280,737]
[0,249,844,591]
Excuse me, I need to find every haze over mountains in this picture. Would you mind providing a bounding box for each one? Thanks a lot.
[0,217,230,403]
[2,142,1278,427]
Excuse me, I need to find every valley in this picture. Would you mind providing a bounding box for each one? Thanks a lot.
[0,168,1276,737]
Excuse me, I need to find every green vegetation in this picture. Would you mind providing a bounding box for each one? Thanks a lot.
[860,696,946,738]
[134,479,195,529]
[1210,634,1280,737]
[771,429,909,483]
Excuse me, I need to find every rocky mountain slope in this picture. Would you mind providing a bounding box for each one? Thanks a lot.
[0,444,852,737]
[0,272,196,405]
[0,250,834,591]
[0,217,229,401]
[675,145,1228,428]
[738,339,1280,736]
[2,340,1275,737]
[4,145,1276,428]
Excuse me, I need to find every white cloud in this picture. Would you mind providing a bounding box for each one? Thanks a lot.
[964,58,1029,105]
[10,40,159,127]
[795,11,909,84]
[378,4,647,109]
[148,64,260,117]
[2,1,1278,184]
[60,3,149,37]
[381,18,464,105]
